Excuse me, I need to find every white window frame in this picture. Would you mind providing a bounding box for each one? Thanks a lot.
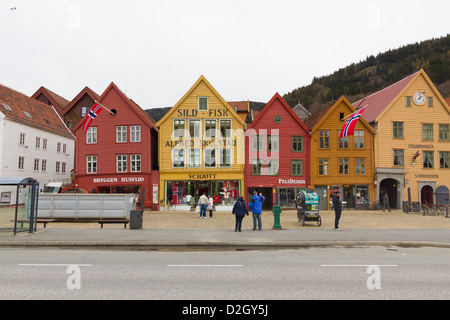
[116,154,127,172]
[116,126,127,143]
[130,125,141,142]
[130,154,141,172]
[86,155,97,174]
[87,127,97,144]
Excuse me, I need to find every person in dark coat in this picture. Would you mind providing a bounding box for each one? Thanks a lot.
[382,193,391,212]
[331,191,342,231]
[232,196,249,232]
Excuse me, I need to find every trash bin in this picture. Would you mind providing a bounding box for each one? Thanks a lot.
[130,210,143,229]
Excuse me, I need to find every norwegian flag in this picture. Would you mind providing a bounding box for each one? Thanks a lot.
[82,102,102,133]
[339,106,366,138]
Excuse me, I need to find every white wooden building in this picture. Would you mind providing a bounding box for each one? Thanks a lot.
[0,84,75,204]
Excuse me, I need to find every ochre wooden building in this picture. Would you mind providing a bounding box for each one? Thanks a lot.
[305,96,375,210]
[353,69,450,208]
[155,75,246,209]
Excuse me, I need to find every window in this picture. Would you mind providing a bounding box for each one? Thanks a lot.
[439,124,449,141]
[393,149,404,167]
[338,158,349,174]
[19,133,25,145]
[219,148,231,168]
[266,159,279,175]
[423,124,433,141]
[131,154,141,172]
[189,149,201,168]
[291,136,303,152]
[406,96,412,107]
[41,159,47,172]
[116,126,127,142]
[268,135,279,152]
[338,131,349,149]
[86,156,97,174]
[440,152,449,169]
[428,97,433,107]
[18,157,24,170]
[130,125,141,142]
[81,106,88,117]
[172,149,185,168]
[56,161,60,173]
[220,120,231,138]
[198,97,208,111]
[189,120,201,139]
[355,158,365,175]
[35,137,40,149]
[393,122,404,139]
[319,130,330,149]
[62,144,67,154]
[42,138,47,151]
[204,120,216,139]
[423,151,433,168]
[2,103,12,111]
[252,135,264,151]
[291,160,303,176]
[251,159,262,175]
[62,162,66,173]
[23,111,32,118]
[273,115,281,123]
[57,142,61,153]
[318,158,329,175]
[116,155,127,172]
[34,159,39,171]
[204,149,216,168]
[354,130,364,148]
[87,127,97,144]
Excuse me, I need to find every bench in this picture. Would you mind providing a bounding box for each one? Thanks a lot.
[96,219,130,228]
[13,219,56,228]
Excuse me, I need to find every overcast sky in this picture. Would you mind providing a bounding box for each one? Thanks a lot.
[1,0,449,109]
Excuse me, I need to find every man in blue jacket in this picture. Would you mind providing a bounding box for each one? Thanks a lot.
[249,191,265,231]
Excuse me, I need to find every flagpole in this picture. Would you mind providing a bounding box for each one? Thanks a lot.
[94,100,115,115]
[341,105,368,121]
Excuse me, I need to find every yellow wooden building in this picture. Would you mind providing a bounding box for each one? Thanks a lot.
[353,69,450,208]
[155,75,246,209]
[305,96,375,210]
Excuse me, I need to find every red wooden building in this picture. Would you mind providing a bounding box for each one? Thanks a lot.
[245,93,311,209]
[73,82,159,209]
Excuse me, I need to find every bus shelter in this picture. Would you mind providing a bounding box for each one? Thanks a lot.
[0,177,39,235]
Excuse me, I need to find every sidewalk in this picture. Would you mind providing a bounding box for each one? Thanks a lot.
[1,209,449,249]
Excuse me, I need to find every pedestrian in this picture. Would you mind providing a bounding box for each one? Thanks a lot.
[232,196,249,232]
[198,192,208,218]
[249,191,265,230]
[382,193,391,212]
[331,191,342,231]
[207,195,214,217]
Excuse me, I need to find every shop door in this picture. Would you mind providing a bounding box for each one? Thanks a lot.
[421,185,433,205]
[315,186,328,210]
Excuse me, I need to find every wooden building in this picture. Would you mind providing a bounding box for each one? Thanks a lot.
[73,82,159,209]
[62,87,99,132]
[31,86,70,116]
[353,69,450,208]
[305,96,375,210]
[155,75,246,210]
[245,93,311,209]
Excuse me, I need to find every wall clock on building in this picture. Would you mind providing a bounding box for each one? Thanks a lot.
[413,92,426,105]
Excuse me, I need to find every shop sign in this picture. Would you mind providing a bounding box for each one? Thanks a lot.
[176,108,230,118]
[93,177,145,183]
[165,139,237,148]
[278,178,305,185]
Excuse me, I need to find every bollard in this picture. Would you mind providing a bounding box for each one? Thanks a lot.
[272,205,282,229]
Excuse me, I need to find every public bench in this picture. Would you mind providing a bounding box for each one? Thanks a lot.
[95,219,130,228]
[13,218,56,228]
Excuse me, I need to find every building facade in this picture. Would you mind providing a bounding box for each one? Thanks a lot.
[156,76,246,209]
[245,93,311,209]
[73,82,159,208]
[0,84,75,204]
[353,69,450,208]
[305,96,375,210]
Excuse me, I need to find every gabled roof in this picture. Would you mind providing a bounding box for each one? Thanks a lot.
[155,75,246,127]
[247,92,309,133]
[31,86,70,114]
[72,82,157,133]
[293,101,311,121]
[0,84,74,139]
[305,95,374,134]
[62,86,100,116]
[445,97,450,107]
[227,100,250,113]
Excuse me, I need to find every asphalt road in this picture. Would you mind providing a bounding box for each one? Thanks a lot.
[1,246,449,301]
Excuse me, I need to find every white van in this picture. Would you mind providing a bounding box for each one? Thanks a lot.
[42,182,63,194]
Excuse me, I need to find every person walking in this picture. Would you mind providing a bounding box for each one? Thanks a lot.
[198,193,208,218]
[207,195,214,218]
[331,191,342,231]
[249,191,265,231]
[232,196,249,232]
[382,193,391,212]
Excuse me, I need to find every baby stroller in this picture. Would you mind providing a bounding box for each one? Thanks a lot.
[295,189,321,226]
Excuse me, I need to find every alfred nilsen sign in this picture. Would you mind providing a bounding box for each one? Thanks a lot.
[93,177,145,183]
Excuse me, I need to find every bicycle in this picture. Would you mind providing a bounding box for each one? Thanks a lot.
[369,200,383,210]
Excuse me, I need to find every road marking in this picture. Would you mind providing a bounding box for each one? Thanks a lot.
[18,264,92,267]
[167,265,243,267]
[321,265,398,267]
